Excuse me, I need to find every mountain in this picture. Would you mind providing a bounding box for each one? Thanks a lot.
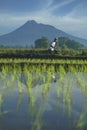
[0,20,87,47]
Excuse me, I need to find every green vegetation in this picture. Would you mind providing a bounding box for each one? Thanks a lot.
[0,64,87,130]
[0,48,87,59]
[34,37,50,48]
[0,47,87,130]
[58,37,84,49]
[34,37,84,49]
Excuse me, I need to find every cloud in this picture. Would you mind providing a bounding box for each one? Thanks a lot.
[49,0,76,11]
[53,16,87,38]
[0,0,87,38]
[0,0,53,13]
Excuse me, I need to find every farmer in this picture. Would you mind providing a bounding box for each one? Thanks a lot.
[48,38,58,53]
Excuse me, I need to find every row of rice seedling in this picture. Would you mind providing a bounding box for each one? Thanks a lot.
[0,63,87,129]
[0,58,87,65]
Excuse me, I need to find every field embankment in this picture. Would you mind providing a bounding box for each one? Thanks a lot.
[0,48,87,59]
[0,49,87,69]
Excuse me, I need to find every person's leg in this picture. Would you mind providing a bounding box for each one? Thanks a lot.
[54,49,57,54]
[48,49,51,54]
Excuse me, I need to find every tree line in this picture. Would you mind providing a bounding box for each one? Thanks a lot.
[34,37,84,49]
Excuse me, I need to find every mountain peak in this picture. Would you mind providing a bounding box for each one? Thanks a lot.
[0,20,87,47]
[25,20,37,25]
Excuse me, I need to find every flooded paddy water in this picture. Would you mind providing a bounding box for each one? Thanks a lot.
[0,64,87,130]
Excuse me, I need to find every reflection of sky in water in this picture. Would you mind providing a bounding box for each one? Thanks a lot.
[0,70,87,130]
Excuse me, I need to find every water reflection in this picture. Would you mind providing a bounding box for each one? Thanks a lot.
[0,65,87,130]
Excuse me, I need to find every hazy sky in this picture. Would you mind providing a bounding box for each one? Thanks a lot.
[0,0,87,39]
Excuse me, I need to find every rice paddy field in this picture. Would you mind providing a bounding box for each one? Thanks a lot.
[0,48,87,130]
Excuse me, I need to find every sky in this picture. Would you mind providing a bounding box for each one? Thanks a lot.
[0,0,87,39]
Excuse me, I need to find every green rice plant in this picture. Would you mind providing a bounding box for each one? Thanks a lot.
[76,74,87,97]
[15,65,24,93]
[76,73,87,91]
[31,88,50,130]
[77,76,84,88]
[42,68,52,96]
[0,94,8,117]
[24,68,37,111]
[75,102,87,130]
[42,82,50,96]
[0,94,3,107]
[26,71,33,93]
[56,72,73,117]
[31,119,43,130]
[58,65,66,85]
[68,65,77,73]
[17,79,24,93]
[0,94,3,116]
[0,65,13,88]
[65,86,72,117]
[61,81,71,115]
[17,93,23,111]
[1,65,7,81]
[83,65,87,72]
[56,83,62,110]
[5,72,15,88]
[58,65,66,75]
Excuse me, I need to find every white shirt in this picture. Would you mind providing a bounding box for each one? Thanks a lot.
[50,42,56,51]
[51,42,56,48]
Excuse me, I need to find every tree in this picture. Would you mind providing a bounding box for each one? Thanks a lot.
[58,37,84,49]
[34,37,50,48]
[61,44,68,50]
